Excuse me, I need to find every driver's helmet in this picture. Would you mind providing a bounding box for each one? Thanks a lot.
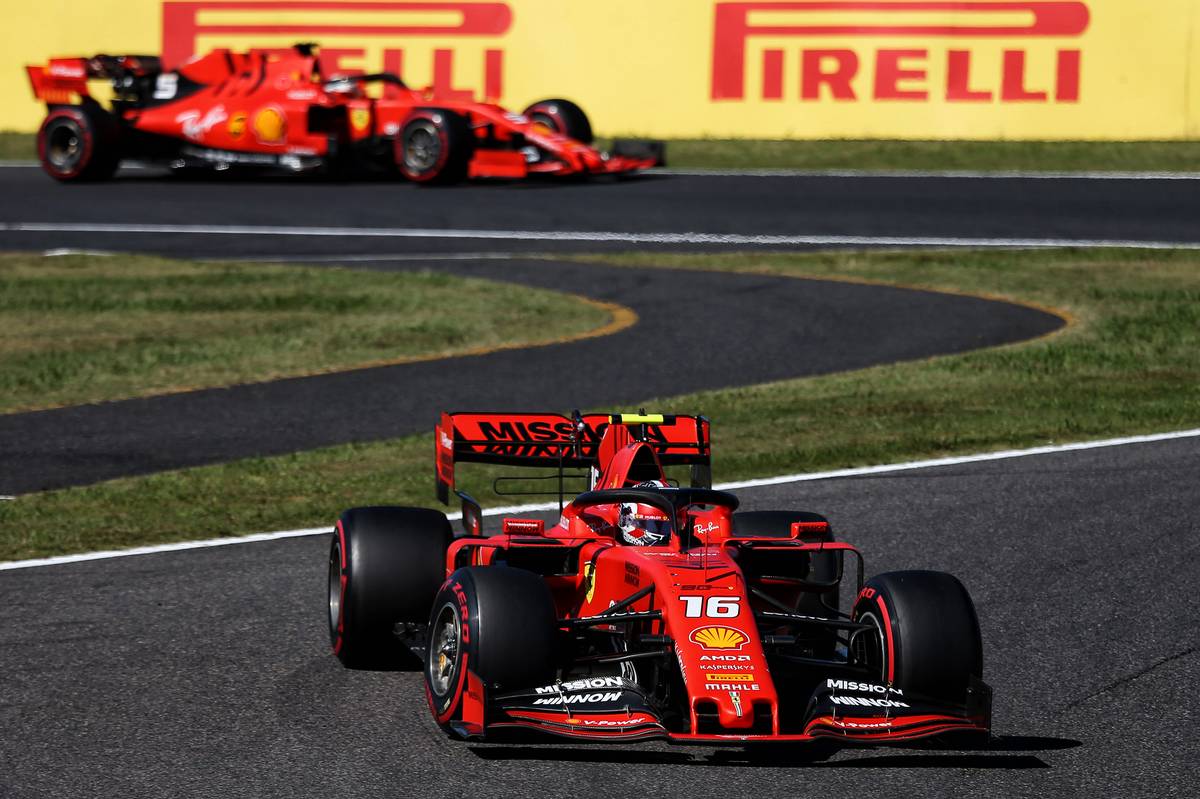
[617,480,672,546]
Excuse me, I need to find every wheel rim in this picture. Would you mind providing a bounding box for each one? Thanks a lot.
[403,121,441,174]
[428,602,461,697]
[46,121,83,169]
[530,112,559,134]
[327,538,342,646]
[853,610,888,682]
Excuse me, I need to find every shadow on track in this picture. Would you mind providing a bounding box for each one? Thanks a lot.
[468,734,1079,770]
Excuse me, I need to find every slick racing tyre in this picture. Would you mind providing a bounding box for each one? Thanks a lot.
[732,510,839,616]
[522,98,593,144]
[426,566,557,735]
[395,108,473,185]
[328,506,453,668]
[851,570,983,704]
[37,104,120,182]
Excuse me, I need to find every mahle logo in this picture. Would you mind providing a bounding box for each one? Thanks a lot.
[161,1,513,100]
[711,1,1091,103]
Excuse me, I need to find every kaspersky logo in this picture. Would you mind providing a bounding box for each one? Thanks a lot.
[711,1,1091,103]
[161,1,513,100]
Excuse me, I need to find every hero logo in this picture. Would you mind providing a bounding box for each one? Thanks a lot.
[161,1,512,100]
[711,1,1091,104]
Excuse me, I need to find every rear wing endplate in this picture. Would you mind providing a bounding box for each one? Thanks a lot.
[435,411,710,504]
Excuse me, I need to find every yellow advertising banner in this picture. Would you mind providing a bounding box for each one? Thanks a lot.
[3,0,1199,139]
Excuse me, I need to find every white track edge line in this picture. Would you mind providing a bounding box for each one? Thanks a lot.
[4,222,1200,250]
[3,426,1197,572]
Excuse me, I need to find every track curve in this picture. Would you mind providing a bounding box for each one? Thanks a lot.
[0,257,1060,494]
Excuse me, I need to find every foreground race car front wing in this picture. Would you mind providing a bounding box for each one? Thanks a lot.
[456,675,991,745]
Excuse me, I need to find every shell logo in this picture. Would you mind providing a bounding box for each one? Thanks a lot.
[252,107,287,144]
[689,626,748,651]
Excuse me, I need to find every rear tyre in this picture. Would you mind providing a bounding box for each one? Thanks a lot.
[732,510,839,616]
[395,108,473,185]
[37,104,120,182]
[522,98,593,144]
[426,566,557,735]
[328,506,453,668]
[851,570,983,704]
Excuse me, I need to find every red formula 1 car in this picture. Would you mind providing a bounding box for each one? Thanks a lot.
[327,412,991,745]
[25,43,662,183]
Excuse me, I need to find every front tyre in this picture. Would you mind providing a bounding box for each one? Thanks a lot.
[522,98,593,144]
[329,506,452,668]
[426,566,557,735]
[851,570,983,704]
[37,104,120,182]
[395,108,473,185]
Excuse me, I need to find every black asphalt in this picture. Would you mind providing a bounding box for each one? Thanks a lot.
[0,257,1060,494]
[1,165,1199,257]
[2,436,1196,798]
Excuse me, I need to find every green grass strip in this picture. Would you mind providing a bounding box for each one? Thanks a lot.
[0,253,610,413]
[3,247,1198,561]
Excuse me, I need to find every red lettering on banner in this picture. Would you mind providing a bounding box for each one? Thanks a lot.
[946,50,992,101]
[161,1,512,99]
[762,49,784,99]
[1001,50,1047,100]
[801,50,858,100]
[318,47,365,76]
[874,49,928,100]
[711,1,1091,103]
[1055,49,1081,101]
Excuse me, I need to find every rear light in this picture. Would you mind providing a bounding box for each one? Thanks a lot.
[502,518,545,535]
[791,521,830,539]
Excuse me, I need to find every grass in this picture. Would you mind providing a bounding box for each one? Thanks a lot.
[653,139,1200,172]
[0,252,612,413]
[6,129,1200,171]
[3,247,1198,561]
[0,132,32,161]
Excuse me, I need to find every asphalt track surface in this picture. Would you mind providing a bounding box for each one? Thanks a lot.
[2,437,1196,798]
[2,166,1198,797]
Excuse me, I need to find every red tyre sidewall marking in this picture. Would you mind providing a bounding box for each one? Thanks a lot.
[874,594,895,684]
[404,112,452,183]
[433,581,471,724]
[38,109,94,180]
[332,519,348,655]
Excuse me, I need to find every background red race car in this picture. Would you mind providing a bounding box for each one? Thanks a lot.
[25,43,663,183]
[328,412,992,745]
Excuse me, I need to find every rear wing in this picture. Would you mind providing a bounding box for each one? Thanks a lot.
[435,411,710,504]
[27,55,162,103]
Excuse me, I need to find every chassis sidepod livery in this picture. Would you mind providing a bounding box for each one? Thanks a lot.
[26,43,662,183]
[327,412,992,745]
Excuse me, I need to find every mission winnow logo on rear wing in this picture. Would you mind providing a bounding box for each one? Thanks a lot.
[433,412,711,501]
